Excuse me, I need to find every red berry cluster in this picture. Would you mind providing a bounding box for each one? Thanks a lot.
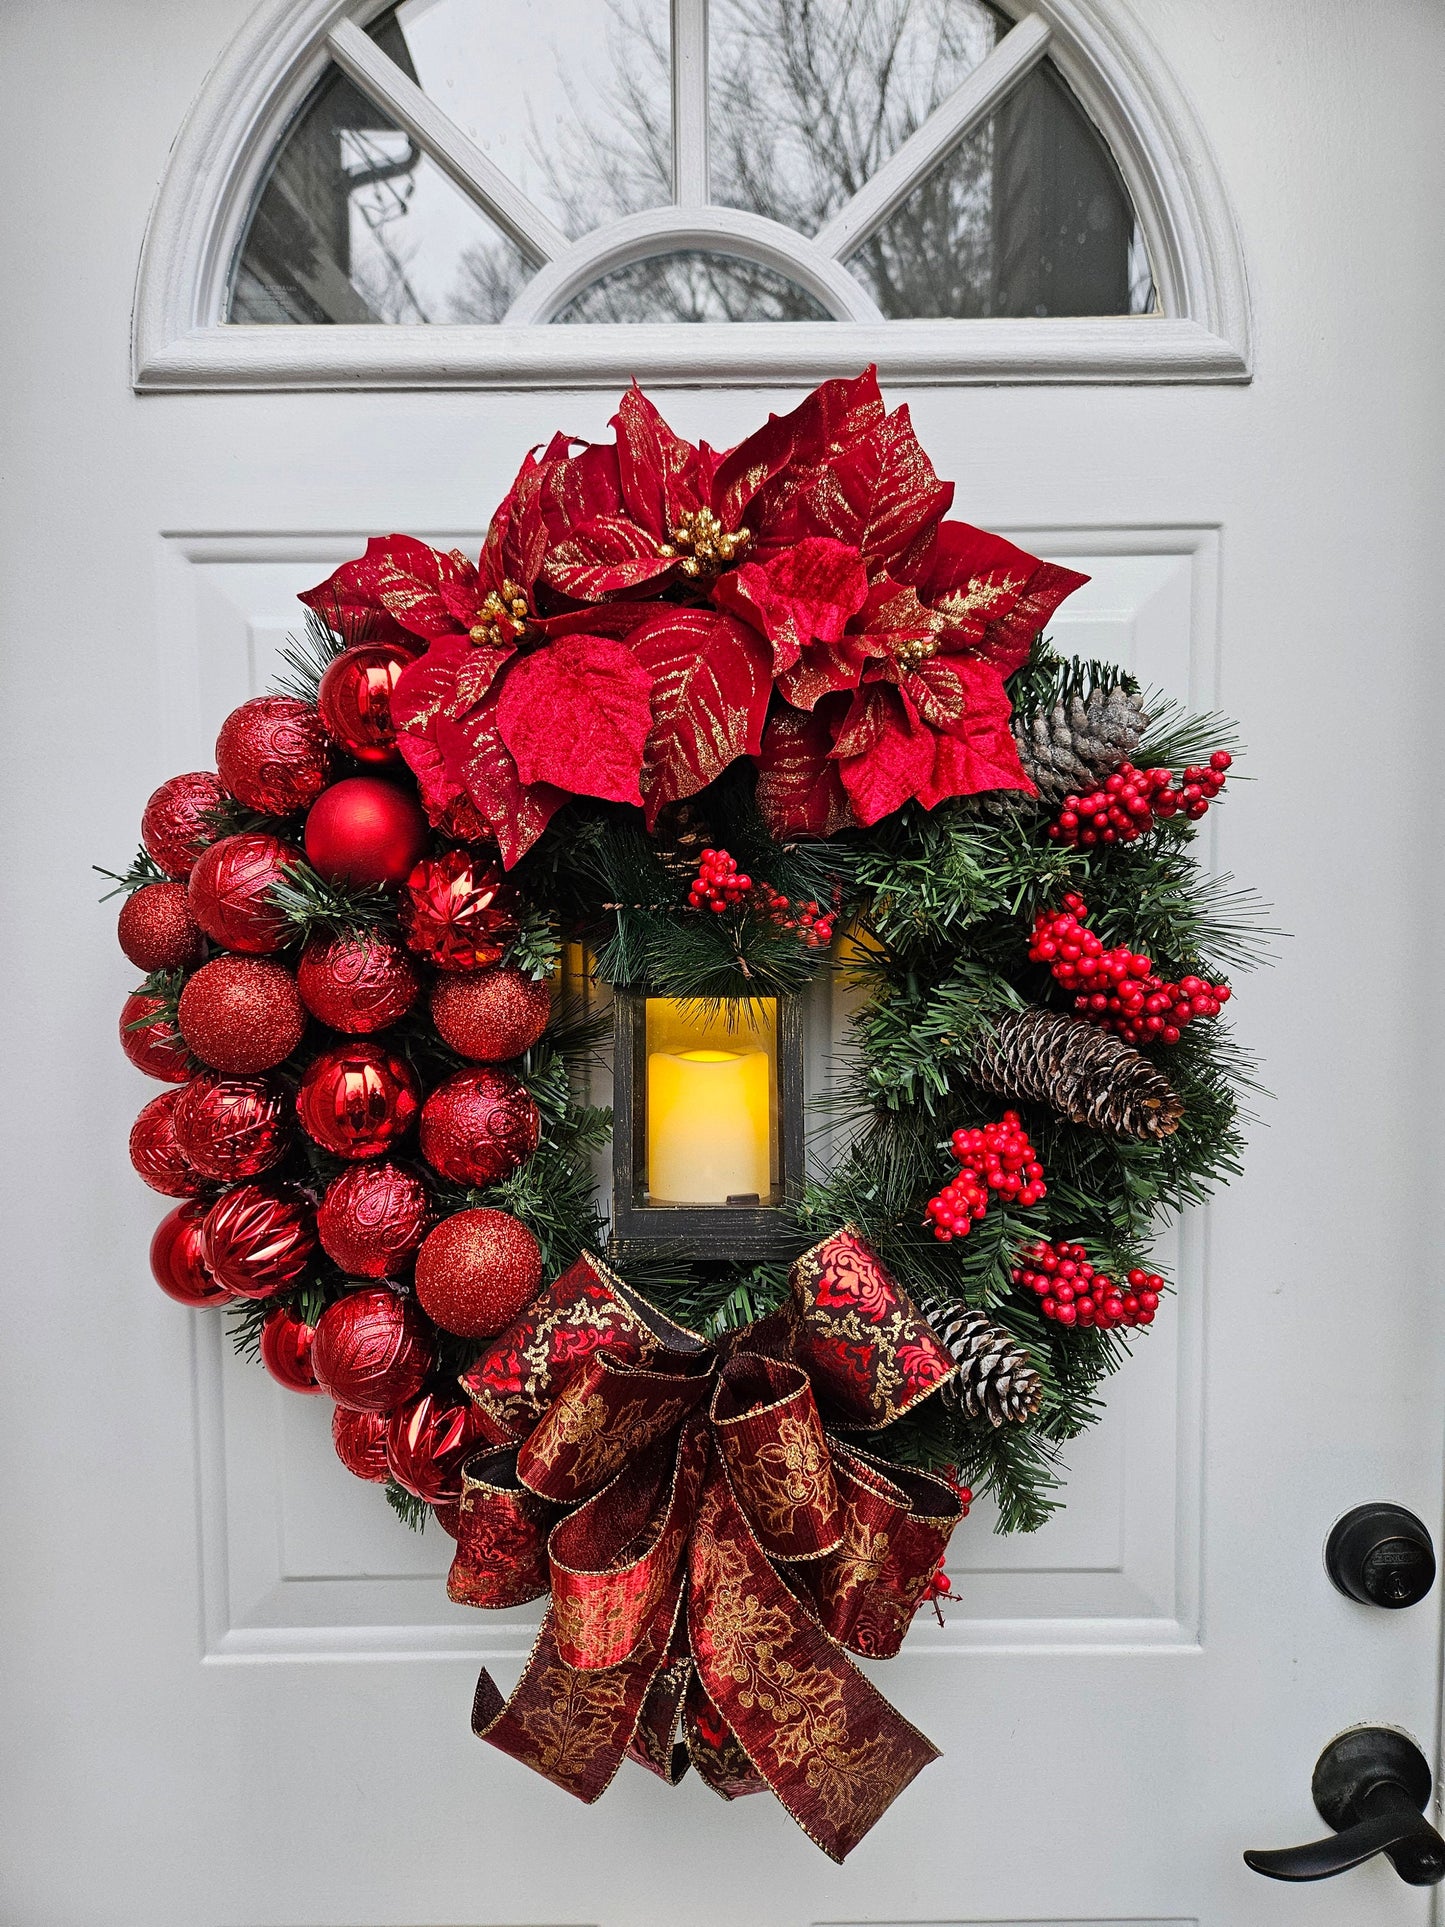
[919,1477,974,1620]
[1029,893,1230,1046]
[689,848,836,949]
[1049,751,1231,847]
[1013,1240,1162,1329]
[689,847,754,910]
[924,1111,1046,1241]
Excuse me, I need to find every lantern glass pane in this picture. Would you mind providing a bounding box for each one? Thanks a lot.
[642,998,779,1207]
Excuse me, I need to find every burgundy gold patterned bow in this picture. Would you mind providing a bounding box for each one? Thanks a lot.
[449,1226,963,1861]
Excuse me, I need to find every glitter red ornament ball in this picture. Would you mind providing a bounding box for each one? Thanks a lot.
[173,1072,290,1181]
[129,1089,202,1197]
[216,695,333,816]
[296,930,420,1034]
[385,1392,489,1503]
[418,1068,540,1187]
[150,1201,234,1308]
[429,966,550,1062]
[120,992,191,1083]
[413,1207,542,1339]
[141,772,225,879]
[296,1042,420,1160]
[177,955,306,1075]
[402,850,517,971]
[310,1286,434,1412]
[315,1161,430,1278]
[304,777,429,890]
[332,1404,390,1482]
[201,1184,317,1299]
[259,1305,323,1393]
[118,883,204,972]
[317,640,418,763]
[187,833,302,954]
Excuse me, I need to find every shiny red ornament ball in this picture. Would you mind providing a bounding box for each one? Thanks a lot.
[315,1161,430,1278]
[129,1090,202,1197]
[332,1405,391,1482]
[402,851,517,971]
[118,883,204,972]
[259,1305,323,1393]
[201,1184,317,1299]
[177,955,306,1074]
[296,1042,420,1160]
[150,1201,234,1308]
[385,1392,489,1503]
[413,1207,543,1339]
[141,772,225,879]
[304,777,429,890]
[187,833,302,954]
[121,992,191,1083]
[173,1072,290,1181]
[317,641,418,763]
[310,1286,434,1412]
[296,931,420,1034]
[418,1068,539,1187]
[216,695,332,816]
[430,967,551,1062]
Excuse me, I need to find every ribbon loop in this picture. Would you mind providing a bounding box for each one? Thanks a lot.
[711,1354,842,1562]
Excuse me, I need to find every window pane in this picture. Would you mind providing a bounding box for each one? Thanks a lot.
[552,252,831,323]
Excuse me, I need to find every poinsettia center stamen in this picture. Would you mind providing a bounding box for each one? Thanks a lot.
[891,636,939,669]
[470,578,531,648]
[658,508,752,579]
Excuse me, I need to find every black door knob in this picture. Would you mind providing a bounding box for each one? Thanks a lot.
[1326,1503,1435,1608]
[1245,1727,1445,1886]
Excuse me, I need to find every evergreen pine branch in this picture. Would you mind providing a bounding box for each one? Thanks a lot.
[385,1483,431,1531]
[271,860,400,943]
[1136,697,1244,773]
[274,610,350,704]
[1005,633,1141,724]
[96,849,169,899]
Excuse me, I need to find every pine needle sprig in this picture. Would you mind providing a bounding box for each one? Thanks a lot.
[96,849,169,899]
[385,1483,432,1532]
[274,610,351,704]
[271,860,400,942]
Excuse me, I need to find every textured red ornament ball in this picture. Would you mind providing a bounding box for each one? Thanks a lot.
[310,1286,435,1412]
[201,1184,317,1299]
[430,967,551,1062]
[150,1201,234,1308]
[317,640,418,763]
[385,1392,489,1503]
[120,992,191,1083]
[413,1207,543,1340]
[296,1042,420,1160]
[129,1089,202,1197]
[315,1161,430,1278]
[259,1305,323,1393]
[304,777,429,890]
[118,883,204,972]
[141,772,225,879]
[418,1068,540,1187]
[177,955,306,1074]
[172,1072,290,1181]
[216,695,333,816]
[187,833,303,954]
[401,851,517,970]
[296,931,420,1034]
[332,1404,391,1482]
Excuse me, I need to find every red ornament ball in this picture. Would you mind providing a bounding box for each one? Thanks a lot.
[141,772,224,879]
[310,1286,435,1412]
[118,883,204,972]
[150,1201,234,1308]
[332,1405,390,1483]
[216,695,332,816]
[260,1305,323,1394]
[413,1207,543,1339]
[385,1392,489,1503]
[304,777,428,890]
[316,1161,430,1278]
[178,955,306,1074]
[173,1072,290,1181]
[201,1184,316,1299]
[430,967,551,1062]
[296,931,420,1034]
[296,1042,420,1160]
[129,1090,202,1197]
[419,1068,539,1187]
[317,641,418,763]
[187,833,302,954]
[402,851,517,970]
[120,992,191,1083]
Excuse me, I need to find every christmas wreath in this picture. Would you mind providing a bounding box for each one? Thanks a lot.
[108,369,1259,1859]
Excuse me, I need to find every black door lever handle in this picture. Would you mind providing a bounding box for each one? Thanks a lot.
[1245,1727,1445,1887]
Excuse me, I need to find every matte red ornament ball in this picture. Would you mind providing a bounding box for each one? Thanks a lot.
[259,1304,323,1394]
[129,1089,202,1197]
[430,967,551,1062]
[304,778,429,890]
[296,1042,420,1160]
[413,1207,543,1340]
[419,1068,540,1187]
[385,1392,490,1503]
[317,640,418,763]
[120,992,191,1083]
[315,1161,430,1278]
[332,1404,390,1482]
[201,1184,317,1299]
[310,1286,435,1412]
[178,955,306,1074]
[187,833,303,954]
[216,695,332,816]
[296,930,419,1034]
[172,1072,290,1181]
[141,772,225,879]
[150,1201,234,1308]
[401,851,516,971]
[118,883,204,972]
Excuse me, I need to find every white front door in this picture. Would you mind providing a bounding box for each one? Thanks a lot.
[4,1,1444,1923]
